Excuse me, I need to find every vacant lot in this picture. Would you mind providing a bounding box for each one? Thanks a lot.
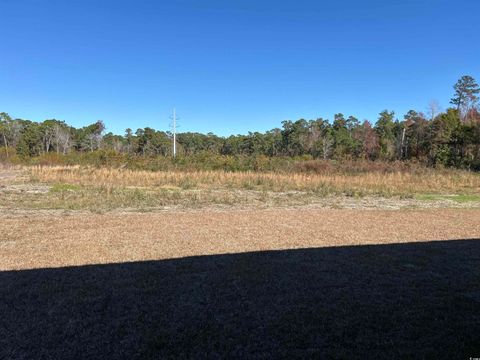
[1,208,480,358]
[2,207,480,270]
[1,166,480,358]
[1,165,480,211]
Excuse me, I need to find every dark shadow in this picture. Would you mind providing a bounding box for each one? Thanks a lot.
[1,239,480,359]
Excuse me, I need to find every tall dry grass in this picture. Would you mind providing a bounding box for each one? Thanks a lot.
[29,165,480,196]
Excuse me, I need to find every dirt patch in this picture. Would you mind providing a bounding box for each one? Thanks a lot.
[0,167,48,194]
[0,168,20,183]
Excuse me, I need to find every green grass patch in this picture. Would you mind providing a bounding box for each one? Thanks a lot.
[49,183,82,193]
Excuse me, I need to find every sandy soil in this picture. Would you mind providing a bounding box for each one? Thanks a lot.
[2,208,479,270]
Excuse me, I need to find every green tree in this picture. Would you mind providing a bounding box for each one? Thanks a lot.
[375,110,396,160]
[281,119,309,156]
[430,108,461,166]
[450,75,479,121]
[0,112,13,156]
[332,114,360,159]
[0,113,23,157]
[403,110,430,159]
[75,121,105,152]
[16,121,43,157]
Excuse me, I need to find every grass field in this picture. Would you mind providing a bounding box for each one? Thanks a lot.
[1,165,480,358]
[30,165,480,195]
[1,165,480,212]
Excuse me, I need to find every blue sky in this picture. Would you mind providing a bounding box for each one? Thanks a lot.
[1,0,479,136]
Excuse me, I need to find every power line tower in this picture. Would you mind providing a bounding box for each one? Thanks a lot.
[170,108,178,158]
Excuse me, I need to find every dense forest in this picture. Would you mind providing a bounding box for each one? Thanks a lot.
[1,75,480,170]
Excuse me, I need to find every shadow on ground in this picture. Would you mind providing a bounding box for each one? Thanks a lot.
[1,239,480,359]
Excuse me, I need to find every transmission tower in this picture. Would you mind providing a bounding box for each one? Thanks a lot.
[170,108,178,158]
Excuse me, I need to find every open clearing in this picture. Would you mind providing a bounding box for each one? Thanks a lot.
[1,208,480,270]
[1,165,480,212]
[1,166,480,358]
[1,208,480,358]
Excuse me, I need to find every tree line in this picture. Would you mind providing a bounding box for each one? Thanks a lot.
[1,75,480,169]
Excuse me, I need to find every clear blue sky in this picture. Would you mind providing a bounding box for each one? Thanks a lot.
[1,0,479,136]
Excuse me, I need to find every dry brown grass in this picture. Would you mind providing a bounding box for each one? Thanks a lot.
[29,165,480,196]
[1,166,478,212]
[2,190,480,357]
[2,208,480,358]
[2,208,480,270]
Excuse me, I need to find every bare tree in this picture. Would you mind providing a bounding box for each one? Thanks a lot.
[427,100,441,121]
[42,125,55,153]
[54,124,71,154]
[321,132,333,160]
